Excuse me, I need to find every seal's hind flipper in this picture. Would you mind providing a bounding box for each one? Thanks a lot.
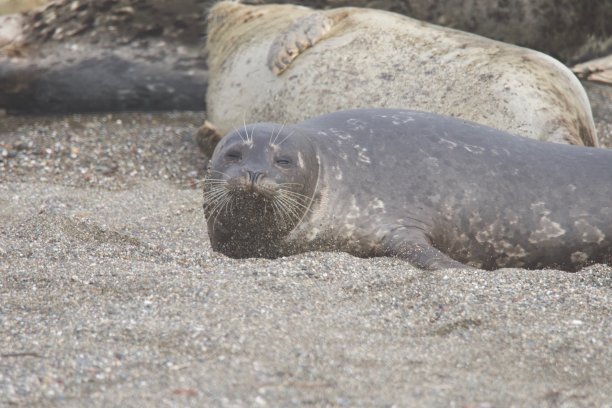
[267,10,348,75]
[195,120,223,158]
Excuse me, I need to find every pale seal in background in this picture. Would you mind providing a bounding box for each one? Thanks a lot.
[197,1,598,157]
[203,109,612,271]
[238,0,612,64]
[0,0,48,15]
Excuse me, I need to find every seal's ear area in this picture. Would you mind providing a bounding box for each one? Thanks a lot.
[194,120,224,158]
[267,10,349,75]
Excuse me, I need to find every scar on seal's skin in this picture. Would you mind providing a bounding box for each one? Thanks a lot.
[194,120,223,157]
[267,10,348,75]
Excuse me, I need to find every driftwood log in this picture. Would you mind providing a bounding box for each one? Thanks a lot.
[0,0,209,113]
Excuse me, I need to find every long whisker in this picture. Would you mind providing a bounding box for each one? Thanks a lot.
[203,193,229,214]
[275,200,295,226]
[220,194,233,217]
[271,121,287,145]
[291,156,320,229]
[270,200,284,222]
[243,114,252,144]
[207,169,232,178]
[275,195,305,221]
[203,181,228,191]
[209,194,232,235]
[201,179,228,187]
[276,130,295,146]
[202,182,229,189]
[200,174,227,180]
[203,189,228,205]
[203,185,227,196]
[232,125,246,143]
[273,197,299,224]
[279,189,311,201]
[277,192,310,210]
[203,184,226,197]
[209,197,225,235]
[248,124,257,144]
[204,185,229,206]
[202,176,227,182]
[279,182,304,188]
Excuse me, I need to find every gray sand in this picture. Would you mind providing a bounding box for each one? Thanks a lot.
[1,112,611,407]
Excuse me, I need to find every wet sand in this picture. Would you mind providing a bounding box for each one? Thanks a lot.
[1,111,611,406]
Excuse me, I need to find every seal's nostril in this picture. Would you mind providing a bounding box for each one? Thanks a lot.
[246,170,264,184]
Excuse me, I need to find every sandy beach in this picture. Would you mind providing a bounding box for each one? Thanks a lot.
[1,99,611,407]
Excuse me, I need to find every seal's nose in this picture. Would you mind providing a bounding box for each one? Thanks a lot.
[246,170,265,184]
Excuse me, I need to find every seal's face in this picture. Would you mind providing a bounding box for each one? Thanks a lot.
[203,124,319,258]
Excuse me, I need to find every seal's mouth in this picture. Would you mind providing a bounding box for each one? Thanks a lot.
[226,178,278,200]
[203,178,278,222]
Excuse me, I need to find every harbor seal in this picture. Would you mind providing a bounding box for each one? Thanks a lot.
[203,109,612,271]
[198,1,598,157]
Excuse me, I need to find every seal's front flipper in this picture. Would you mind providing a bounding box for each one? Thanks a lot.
[382,230,468,270]
[398,243,469,270]
[267,10,348,75]
[195,120,223,158]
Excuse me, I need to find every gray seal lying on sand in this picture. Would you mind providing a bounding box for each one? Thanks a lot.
[203,109,611,271]
[197,1,598,157]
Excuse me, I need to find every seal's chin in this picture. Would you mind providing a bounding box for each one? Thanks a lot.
[204,173,311,244]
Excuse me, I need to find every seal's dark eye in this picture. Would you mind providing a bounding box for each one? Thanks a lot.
[225,150,242,161]
[276,158,291,166]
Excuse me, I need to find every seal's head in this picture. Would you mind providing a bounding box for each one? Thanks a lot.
[203,123,319,258]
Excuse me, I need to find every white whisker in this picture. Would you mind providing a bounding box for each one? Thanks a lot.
[275,195,304,221]
[207,169,232,178]
[243,114,251,143]
[232,125,246,143]
[271,121,287,145]
[248,124,257,144]
[276,130,295,146]
[279,189,311,201]
[279,182,304,188]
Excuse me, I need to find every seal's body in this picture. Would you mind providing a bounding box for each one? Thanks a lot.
[203,109,612,271]
[198,1,598,157]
